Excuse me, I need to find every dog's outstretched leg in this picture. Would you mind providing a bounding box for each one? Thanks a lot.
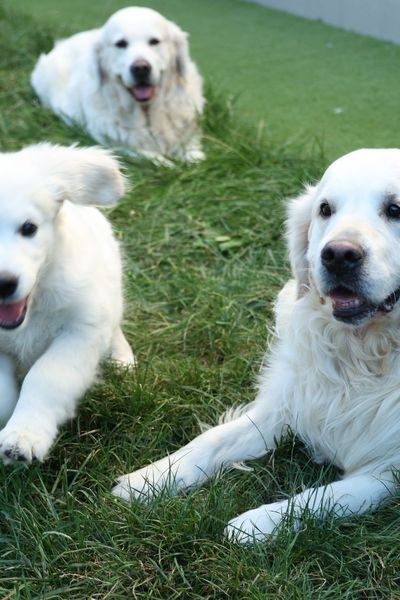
[0,328,105,464]
[225,471,397,544]
[112,404,282,502]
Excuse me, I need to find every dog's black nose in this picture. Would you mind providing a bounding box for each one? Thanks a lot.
[0,272,18,299]
[130,60,151,81]
[321,241,365,274]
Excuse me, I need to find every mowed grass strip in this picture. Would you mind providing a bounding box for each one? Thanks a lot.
[0,5,400,599]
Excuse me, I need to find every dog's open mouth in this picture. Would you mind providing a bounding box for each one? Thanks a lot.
[330,286,364,314]
[0,298,28,330]
[328,285,400,325]
[129,84,154,102]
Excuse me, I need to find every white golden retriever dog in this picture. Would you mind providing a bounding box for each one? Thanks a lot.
[113,148,400,542]
[0,143,134,465]
[31,7,205,163]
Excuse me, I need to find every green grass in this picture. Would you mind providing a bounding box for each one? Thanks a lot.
[7,0,400,161]
[0,3,400,599]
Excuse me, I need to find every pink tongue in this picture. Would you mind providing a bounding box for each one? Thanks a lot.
[330,290,362,310]
[132,85,153,101]
[0,299,26,324]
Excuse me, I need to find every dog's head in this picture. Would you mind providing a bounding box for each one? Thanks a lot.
[94,7,191,103]
[287,149,400,326]
[0,144,126,331]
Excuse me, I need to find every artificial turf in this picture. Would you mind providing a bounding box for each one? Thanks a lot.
[0,2,399,598]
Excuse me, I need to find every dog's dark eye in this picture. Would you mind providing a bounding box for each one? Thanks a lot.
[319,201,332,218]
[149,38,160,46]
[386,203,400,219]
[19,221,38,237]
[115,39,128,49]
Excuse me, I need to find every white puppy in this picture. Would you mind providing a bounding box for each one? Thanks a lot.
[0,143,134,465]
[113,148,400,543]
[31,7,205,163]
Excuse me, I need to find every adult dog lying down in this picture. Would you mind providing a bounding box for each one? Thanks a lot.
[31,7,205,163]
[0,144,134,465]
[113,148,400,543]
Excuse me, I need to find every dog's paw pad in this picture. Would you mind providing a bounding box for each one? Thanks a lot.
[1,444,32,465]
[3,447,28,462]
[0,427,52,465]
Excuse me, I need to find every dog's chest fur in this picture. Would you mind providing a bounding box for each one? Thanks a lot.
[87,82,199,156]
[264,281,400,475]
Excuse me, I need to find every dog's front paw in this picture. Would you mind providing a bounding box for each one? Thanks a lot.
[112,467,163,502]
[0,424,55,465]
[184,149,205,163]
[225,501,288,544]
[112,455,184,502]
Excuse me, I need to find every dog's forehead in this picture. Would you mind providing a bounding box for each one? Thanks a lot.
[318,149,400,200]
[0,155,53,213]
[104,7,168,40]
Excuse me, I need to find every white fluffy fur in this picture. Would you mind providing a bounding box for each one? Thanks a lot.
[113,148,400,543]
[0,143,134,465]
[31,7,205,163]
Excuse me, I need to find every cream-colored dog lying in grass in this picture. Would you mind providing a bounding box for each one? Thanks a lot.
[114,149,400,543]
[31,7,205,163]
[0,143,134,465]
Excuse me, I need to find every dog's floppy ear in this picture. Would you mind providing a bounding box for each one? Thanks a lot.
[24,143,126,206]
[87,38,106,85]
[169,21,191,79]
[286,185,316,298]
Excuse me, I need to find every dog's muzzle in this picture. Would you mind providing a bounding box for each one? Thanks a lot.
[127,60,155,102]
[321,240,400,324]
[327,285,400,325]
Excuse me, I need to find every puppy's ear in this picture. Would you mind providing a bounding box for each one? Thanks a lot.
[169,21,191,79]
[286,185,316,298]
[24,143,127,206]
